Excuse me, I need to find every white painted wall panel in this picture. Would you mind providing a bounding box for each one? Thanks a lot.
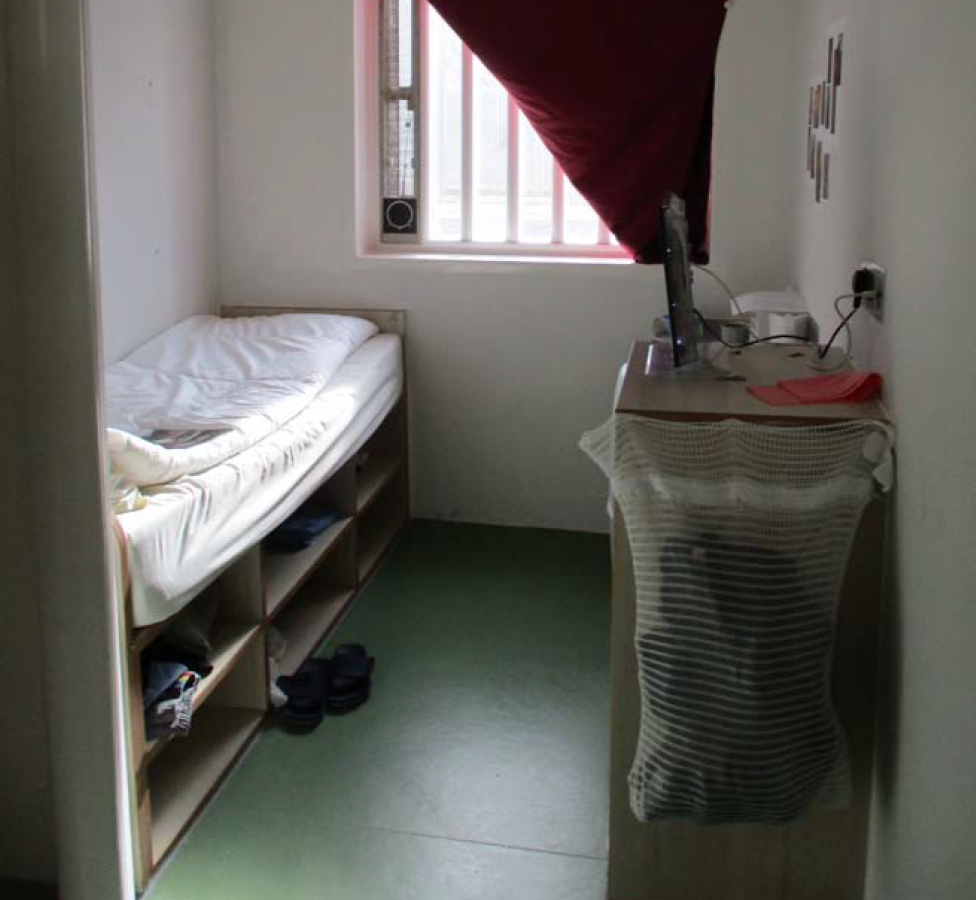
[88,0,217,362]
[790,3,976,898]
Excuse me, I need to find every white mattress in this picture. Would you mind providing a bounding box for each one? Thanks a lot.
[119,334,403,626]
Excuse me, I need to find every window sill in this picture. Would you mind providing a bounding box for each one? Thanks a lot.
[356,243,634,270]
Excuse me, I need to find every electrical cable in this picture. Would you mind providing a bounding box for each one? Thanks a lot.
[833,293,855,358]
[693,264,744,315]
[806,294,857,371]
[691,288,868,375]
[816,293,859,360]
[692,310,811,349]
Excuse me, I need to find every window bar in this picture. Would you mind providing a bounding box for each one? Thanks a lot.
[552,165,565,244]
[460,43,474,243]
[506,94,519,243]
[416,0,428,241]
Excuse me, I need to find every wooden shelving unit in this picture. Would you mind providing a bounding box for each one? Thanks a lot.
[263,516,355,619]
[127,393,409,892]
[268,403,408,672]
[356,456,401,513]
[276,587,357,676]
[358,488,406,584]
[144,621,262,766]
[148,705,264,865]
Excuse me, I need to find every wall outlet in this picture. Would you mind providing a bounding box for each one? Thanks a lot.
[854,262,886,322]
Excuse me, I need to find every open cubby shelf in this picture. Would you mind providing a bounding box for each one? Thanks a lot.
[276,586,358,675]
[358,512,404,584]
[143,621,262,766]
[148,705,264,866]
[356,456,401,514]
[129,394,408,892]
[264,516,355,620]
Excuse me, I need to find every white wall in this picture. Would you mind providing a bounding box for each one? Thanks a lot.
[88,0,217,362]
[0,7,57,885]
[791,2,976,898]
[4,2,128,897]
[212,0,798,533]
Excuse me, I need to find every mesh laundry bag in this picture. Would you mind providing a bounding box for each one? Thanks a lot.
[582,415,894,824]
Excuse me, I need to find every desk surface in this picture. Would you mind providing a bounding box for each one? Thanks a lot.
[615,340,887,424]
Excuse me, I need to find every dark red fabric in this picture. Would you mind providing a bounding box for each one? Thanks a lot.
[427,0,728,262]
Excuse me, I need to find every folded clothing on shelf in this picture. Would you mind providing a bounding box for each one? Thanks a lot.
[143,661,191,709]
[145,590,218,679]
[141,590,219,740]
[143,664,201,740]
[265,495,340,553]
[158,588,218,659]
[749,371,881,406]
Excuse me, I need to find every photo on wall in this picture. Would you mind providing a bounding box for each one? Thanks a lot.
[806,22,845,204]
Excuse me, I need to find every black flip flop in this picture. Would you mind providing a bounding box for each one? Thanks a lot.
[327,683,371,714]
[330,644,375,683]
[326,644,375,713]
[277,657,332,729]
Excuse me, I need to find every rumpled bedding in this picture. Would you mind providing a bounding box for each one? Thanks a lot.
[105,314,378,486]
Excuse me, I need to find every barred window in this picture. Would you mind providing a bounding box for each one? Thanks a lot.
[378,0,620,255]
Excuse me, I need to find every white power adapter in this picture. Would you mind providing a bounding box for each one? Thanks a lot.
[746,310,811,343]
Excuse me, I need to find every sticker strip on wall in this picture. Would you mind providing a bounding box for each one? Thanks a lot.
[808,24,844,205]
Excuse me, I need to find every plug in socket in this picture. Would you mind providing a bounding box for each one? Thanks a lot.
[854,262,886,322]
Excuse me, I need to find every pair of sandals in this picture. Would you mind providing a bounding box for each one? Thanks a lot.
[277,644,375,730]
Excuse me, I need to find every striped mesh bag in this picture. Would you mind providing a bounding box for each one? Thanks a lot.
[582,414,893,824]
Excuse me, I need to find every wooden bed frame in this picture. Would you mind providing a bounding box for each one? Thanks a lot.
[120,307,408,891]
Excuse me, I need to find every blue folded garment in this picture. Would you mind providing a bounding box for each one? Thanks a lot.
[265,497,340,553]
[142,661,189,709]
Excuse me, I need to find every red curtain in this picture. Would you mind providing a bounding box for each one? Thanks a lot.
[427,0,728,263]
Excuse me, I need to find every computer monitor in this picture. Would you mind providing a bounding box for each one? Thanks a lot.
[659,194,701,369]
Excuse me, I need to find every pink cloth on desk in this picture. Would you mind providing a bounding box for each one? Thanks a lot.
[748,372,882,406]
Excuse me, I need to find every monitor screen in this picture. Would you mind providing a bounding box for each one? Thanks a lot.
[660,194,700,368]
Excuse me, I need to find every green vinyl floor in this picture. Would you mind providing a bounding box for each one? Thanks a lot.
[147,520,611,900]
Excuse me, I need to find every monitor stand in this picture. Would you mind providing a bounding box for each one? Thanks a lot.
[645,341,738,381]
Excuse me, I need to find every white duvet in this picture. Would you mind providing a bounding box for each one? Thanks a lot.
[106,314,378,486]
[120,335,402,624]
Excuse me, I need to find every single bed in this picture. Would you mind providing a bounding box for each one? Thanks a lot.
[115,306,408,889]
[111,309,404,627]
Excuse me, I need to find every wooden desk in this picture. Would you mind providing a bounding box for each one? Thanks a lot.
[616,340,885,424]
[608,341,887,900]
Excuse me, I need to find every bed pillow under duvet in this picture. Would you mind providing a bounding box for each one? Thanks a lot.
[105,313,378,487]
